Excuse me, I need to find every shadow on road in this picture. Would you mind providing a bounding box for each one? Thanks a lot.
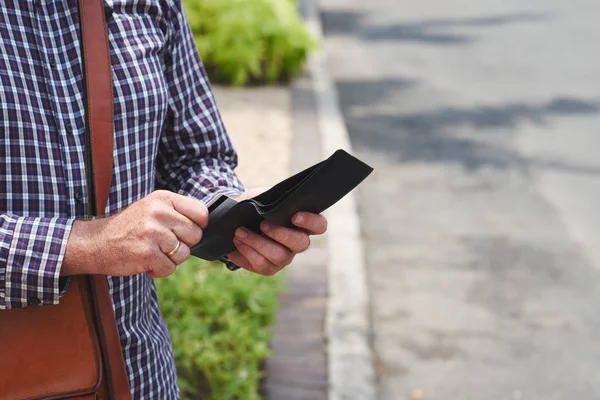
[337,79,600,172]
[321,10,549,45]
[323,8,600,174]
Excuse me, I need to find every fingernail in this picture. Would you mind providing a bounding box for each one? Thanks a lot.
[233,238,243,246]
[295,214,305,224]
[236,228,248,239]
[261,221,271,232]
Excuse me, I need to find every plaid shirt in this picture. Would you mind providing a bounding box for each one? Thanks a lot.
[0,0,244,398]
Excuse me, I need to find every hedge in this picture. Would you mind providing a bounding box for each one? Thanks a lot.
[183,0,315,86]
[155,258,284,399]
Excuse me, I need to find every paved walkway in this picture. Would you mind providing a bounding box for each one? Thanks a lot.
[213,80,329,399]
[213,86,292,187]
[263,75,329,400]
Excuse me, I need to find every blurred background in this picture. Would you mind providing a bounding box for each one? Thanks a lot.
[158,0,600,399]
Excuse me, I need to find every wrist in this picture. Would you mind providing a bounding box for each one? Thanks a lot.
[61,219,104,276]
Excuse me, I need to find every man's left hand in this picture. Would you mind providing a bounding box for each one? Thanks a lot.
[226,189,327,276]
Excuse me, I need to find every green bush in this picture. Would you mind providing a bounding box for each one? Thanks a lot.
[155,258,284,400]
[183,0,316,86]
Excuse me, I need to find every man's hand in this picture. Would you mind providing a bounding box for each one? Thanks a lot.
[62,190,208,278]
[227,189,328,276]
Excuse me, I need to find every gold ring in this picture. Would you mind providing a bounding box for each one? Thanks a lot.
[166,240,181,257]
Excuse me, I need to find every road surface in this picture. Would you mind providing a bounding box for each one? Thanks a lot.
[318,0,600,398]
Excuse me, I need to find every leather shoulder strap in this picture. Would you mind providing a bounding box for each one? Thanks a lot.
[79,0,114,217]
[78,1,132,399]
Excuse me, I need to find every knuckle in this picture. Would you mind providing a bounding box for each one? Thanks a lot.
[177,246,191,263]
[147,203,168,219]
[146,207,158,219]
[198,203,208,219]
[197,206,209,228]
[275,229,289,245]
[139,245,156,263]
[145,192,159,203]
[142,221,161,236]
[152,190,170,200]
[299,235,311,252]
[155,261,176,278]
[150,269,167,279]
[254,257,271,272]
[272,249,289,266]
[191,227,203,244]
[165,263,177,276]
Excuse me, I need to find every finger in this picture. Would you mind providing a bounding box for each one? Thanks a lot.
[292,212,328,235]
[226,250,252,271]
[167,241,191,266]
[232,237,281,276]
[235,227,294,267]
[171,221,202,247]
[163,191,209,229]
[146,246,177,278]
[157,207,203,247]
[157,231,181,256]
[260,221,310,254]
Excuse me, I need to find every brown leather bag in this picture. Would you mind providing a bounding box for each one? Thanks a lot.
[0,0,132,399]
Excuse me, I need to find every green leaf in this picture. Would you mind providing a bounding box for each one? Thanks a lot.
[183,0,316,86]
[155,258,284,399]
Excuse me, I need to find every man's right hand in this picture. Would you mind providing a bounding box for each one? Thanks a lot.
[62,190,208,278]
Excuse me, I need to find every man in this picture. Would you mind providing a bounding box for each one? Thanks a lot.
[0,1,327,398]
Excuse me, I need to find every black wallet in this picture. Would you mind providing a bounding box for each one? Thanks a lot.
[190,149,373,261]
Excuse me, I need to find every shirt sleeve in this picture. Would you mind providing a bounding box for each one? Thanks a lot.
[0,214,74,310]
[155,0,245,204]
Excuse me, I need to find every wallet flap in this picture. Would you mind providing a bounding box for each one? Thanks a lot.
[190,149,373,261]
[251,160,325,209]
[192,200,262,261]
[260,149,372,226]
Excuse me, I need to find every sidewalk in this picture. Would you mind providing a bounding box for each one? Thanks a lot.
[213,77,329,400]
[213,86,292,188]
[263,75,329,400]
[212,0,377,397]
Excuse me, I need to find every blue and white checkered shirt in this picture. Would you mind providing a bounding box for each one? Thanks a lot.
[0,0,244,398]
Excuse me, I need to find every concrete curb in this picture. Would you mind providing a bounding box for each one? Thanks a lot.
[302,0,377,399]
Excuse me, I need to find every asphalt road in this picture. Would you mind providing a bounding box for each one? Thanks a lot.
[318,0,600,399]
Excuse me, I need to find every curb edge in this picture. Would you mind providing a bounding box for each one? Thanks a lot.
[302,1,378,399]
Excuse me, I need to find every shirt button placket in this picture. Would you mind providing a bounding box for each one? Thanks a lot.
[75,190,84,204]
[28,298,41,306]
[36,6,84,218]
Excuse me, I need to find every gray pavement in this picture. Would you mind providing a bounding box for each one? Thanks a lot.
[318,0,600,398]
